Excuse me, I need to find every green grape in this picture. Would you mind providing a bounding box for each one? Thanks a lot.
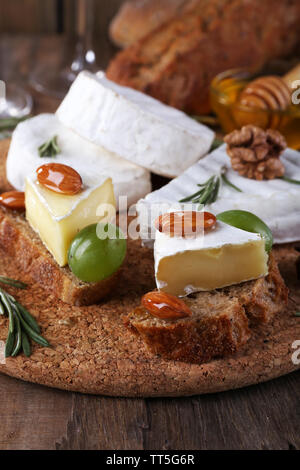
[216,210,273,253]
[68,223,127,283]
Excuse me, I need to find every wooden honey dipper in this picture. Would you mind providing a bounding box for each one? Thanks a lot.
[236,64,300,129]
[239,76,291,112]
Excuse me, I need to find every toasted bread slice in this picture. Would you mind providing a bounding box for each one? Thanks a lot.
[224,253,289,325]
[124,254,288,364]
[0,207,119,306]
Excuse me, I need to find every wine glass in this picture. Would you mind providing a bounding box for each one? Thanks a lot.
[30,0,98,99]
[0,81,33,119]
[0,33,33,121]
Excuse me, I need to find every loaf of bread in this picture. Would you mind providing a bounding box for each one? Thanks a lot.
[109,0,192,48]
[124,253,288,364]
[107,0,300,114]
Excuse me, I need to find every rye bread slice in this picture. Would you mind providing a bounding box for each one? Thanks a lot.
[0,139,119,306]
[124,254,288,364]
[0,207,119,306]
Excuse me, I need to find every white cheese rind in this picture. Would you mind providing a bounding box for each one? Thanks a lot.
[137,145,300,245]
[56,71,215,177]
[154,221,267,295]
[6,114,151,209]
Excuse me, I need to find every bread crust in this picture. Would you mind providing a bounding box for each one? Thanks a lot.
[227,253,289,325]
[107,0,300,114]
[124,254,288,364]
[124,300,250,363]
[109,0,189,48]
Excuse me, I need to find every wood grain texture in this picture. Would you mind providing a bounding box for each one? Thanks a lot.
[0,371,299,450]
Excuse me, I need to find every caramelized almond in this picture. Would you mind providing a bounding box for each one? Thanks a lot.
[141,291,192,320]
[155,211,217,238]
[0,191,25,211]
[36,163,83,195]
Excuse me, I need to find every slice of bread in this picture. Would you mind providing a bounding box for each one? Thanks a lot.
[0,139,119,306]
[0,207,119,306]
[124,254,288,364]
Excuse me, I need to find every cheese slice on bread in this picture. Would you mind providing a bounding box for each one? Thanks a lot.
[25,175,115,267]
[155,221,269,296]
[0,205,118,306]
[124,253,288,364]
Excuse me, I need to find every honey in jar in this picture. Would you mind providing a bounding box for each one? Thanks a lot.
[210,68,300,150]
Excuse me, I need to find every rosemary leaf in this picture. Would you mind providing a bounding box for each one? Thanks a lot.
[198,177,218,205]
[179,167,243,207]
[17,313,50,348]
[295,312,300,317]
[21,331,31,357]
[5,330,15,357]
[179,189,205,203]
[221,173,243,193]
[0,291,15,334]
[208,177,221,204]
[0,116,30,132]
[179,175,221,207]
[210,138,224,152]
[16,302,41,334]
[191,115,219,127]
[280,176,300,185]
[38,135,61,158]
[197,175,215,188]
[11,312,22,357]
[0,275,27,289]
[0,280,49,357]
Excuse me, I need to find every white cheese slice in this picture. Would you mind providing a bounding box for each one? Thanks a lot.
[6,114,151,209]
[155,221,268,296]
[56,71,215,178]
[137,145,300,245]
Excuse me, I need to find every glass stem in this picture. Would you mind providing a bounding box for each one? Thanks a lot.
[71,0,96,74]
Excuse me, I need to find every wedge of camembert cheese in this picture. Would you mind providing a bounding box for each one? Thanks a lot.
[25,173,115,267]
[56,71,215,177]
[154,221,268,297]
[137,144,300,245]
[6,114,151,209]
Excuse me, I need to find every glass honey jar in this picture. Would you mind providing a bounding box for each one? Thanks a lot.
[210,68,300,149]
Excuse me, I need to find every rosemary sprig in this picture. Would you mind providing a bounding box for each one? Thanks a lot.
[38,135,61,158]
[179,167,242,207]
[279,176,300,185]
[0,116,30,132]
[210,137,224,152]
[221,169,243,193]
[295,312,300,317]
[0,279,50,357]
[0,275,27,289]
[192,115,219,127]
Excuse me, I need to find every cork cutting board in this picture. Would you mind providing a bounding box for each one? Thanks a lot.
[0,139,299,397]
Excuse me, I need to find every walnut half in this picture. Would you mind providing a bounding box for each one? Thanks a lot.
[224,125,287,181]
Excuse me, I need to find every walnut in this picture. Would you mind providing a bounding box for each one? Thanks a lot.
[224,125,287,181]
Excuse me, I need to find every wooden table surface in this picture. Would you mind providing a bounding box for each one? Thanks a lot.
[0,35,299,451]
